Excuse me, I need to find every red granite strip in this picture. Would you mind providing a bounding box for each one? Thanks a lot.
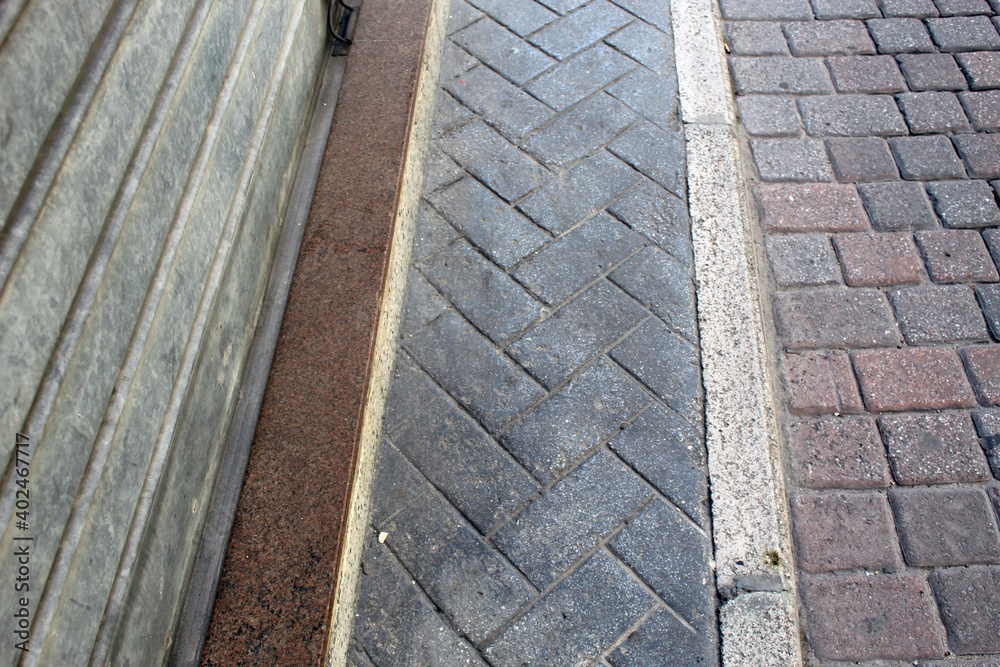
[200,2,435,664]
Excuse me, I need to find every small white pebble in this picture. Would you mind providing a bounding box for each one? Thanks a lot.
[378,531,388,543]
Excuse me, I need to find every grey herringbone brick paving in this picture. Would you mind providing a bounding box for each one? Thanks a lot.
[350,0,717,663]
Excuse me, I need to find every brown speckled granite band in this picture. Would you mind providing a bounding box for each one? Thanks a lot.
[200,1,439,663]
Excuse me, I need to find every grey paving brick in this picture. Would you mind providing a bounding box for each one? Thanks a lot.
[432,89,477,140]
[791,492,900,572]
[756,183,871,232]
[828,55,907,93]
[420,240,542,343]
[518,152,640,234]
[429,177,549,269]
[512,213,644,305]
[729,56,835,95]
[353,538,487,667]
[452,18,557,85]
[535,0,590,15]
[986,227,1000,269]
[772,288,900,348]
[859,182,938,230]
[438,120,551,201]
[607,21,677,72]
[915,228,998,282]
[521,93,637,168]
[609,500,714,631]
[607,180,692,265]
[889,284,989,343]
[608,404,707,525]
[977,284,1000,341]
[423,146,465,196]
[384,491,537,644]
[737,96,802,137]
[608,245,698,339]
[926,179,1000,227]
[784,20,877,56]
[445,65,554,141]
[826,137,899,182]
[928,16,1000,51]
[499,357,649,481]
[889,136,968,180]
[509,279,648,388]
[413,202,461,263]
[930,566,1000,655]
[401,269,449,336]
[608,607,716,667]
[897,53,968,91]
[529,0,633,60]
[609,0,674,30]
[404,311,546,432]
[798,94,908,136]
[525,44,635,110]
[956,51,1000,90]
[751,138,834,182]
[368,439,427,528]
[610,318,702,423]
[441,41,481,82]
[765,234,842,287]
[718,0,813,20]
[384,356,540,531]
[866,18,936,53]
[889,487,1000,566]
[466,0,558,36]
[608,121,686,195]
[935,0,993,13]
[897,91,972,133]
[606,68,681,133]
[878,411,991,484]
[959,89,1000,130]
[878,0,940,17]
[493,450,652,588]
[811,0,882,18]
[484,550,654,667]
[347,644,375,667]
[449,0,485,35]
[724,22,790,56]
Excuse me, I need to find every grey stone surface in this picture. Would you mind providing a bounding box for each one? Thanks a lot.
[607,21,677,72]
[400,269,450,336]
[430,177,549,268]
[889,284,990,343]
[608,180,692,264]
[897,91,972,133]
[520,93,637,167]
[826,137,899,182]
[528,0,633,60]
[608,121,686,194]
[878,0,940,17]
[484,550,654,667]
[509,280,648,387]
[927,15,1000,51]
[518,151,641,233]
[383,356,540,532]
[446,65,554,140]
[610,318,702,423]
[419,239,543,343]
[889,135,968,180]
[976,283,1000,339]
[441,41,481,81]
[609,607,716,667]
[493,450,652,587]
[897,53,968,91]
[718,0,814,19]
[783,20,876,56]
[608,245,698,339]
[404,311,546,433]
[765,234,842,286]
[413,202,461,262]
[423,145,466,195]
[610,0,674,29]
[827,55,908,93]
[737,96,802,137]
[729,56,835,95]
[858,181,939,230]
[449,0,486,34]
[453,17,556,85]
[609,500,715,631]
[466,0,557,35]
[535,0,590,15]
[724,22,791,56]
[512,213,644,305]
[889,487,1000,565]
[499,357,650,481]
[751,138,835,182]
[772,288,900,348]
[926,179,1000,227]
[798,94,909,136]
[960,89,1000,131]
[811,0,881,18]
[525,43,635,110]
[368,440,427,529]
[930,566,1000,654]
[606,67,682,133]
[866,17,936,53]
[438,120,551,201]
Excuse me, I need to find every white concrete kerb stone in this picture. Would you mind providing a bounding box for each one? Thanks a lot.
[669,0,802,664]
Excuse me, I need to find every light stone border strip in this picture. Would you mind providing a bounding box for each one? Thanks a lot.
[323,0,451,662]
[669,0,802,664]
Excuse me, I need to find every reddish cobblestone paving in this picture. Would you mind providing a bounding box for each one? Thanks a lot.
[722,0,1000,662]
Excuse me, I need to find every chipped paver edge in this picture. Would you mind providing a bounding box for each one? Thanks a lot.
[323,0,451,663]
[670,0,803,665]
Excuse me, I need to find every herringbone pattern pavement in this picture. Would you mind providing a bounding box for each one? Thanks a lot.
[351,0,718,663]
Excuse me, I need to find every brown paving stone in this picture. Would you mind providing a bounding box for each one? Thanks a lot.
[916,229,1000,282]
[801,574,947,661]
[833,232,923,286]
[962,344,1000,405]
[852,347,977,411]
[783,350,864,415]
[754,183,869,233]
[790,492,901,573]
[788,417,892,489]
[878,412,992,483]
